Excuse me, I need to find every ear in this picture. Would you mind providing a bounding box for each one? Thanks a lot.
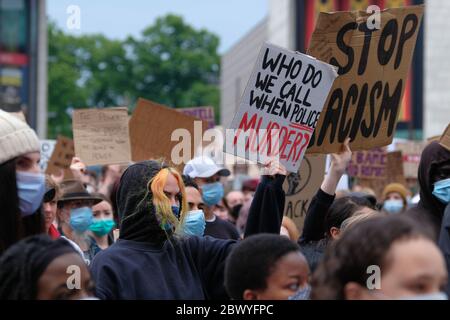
[330,227,341,240]
[243,289,259,300]
[344,282,373,300]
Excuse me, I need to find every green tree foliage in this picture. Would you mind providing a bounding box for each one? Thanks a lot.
[47,14,220,138]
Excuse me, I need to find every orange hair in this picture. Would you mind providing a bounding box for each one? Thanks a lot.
[149,167,187,233]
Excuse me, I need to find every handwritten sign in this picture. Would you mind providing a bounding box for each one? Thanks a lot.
[347,148,387,179]
[129,98,207,167]
[45,136,74,178]
[178,107,215,129]
[283,154,326,231]
[386,150,407,185]
[306,6,424,153]
[72,107,131,166]
[226,42,338,173]
[395,141,426,178]
[356,150,407,201]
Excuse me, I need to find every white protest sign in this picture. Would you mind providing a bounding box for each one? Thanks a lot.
[40,139,56,171]
[225,42,338,172]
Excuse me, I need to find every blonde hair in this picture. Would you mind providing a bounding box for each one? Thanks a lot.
[340,211,378,233]
[148,167,187,234]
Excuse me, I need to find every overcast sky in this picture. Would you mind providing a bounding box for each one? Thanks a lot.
[47,0,268,53]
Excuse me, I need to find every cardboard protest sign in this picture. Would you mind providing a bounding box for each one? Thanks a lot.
[178,107,215,130]
[226,42,338,173]
[306,6,424,153]
[395,141,426,178]
[72,107,131,166]
[439,123,450,151]
[283,154,326,231]
[347,148,387,179]
[129,98,207,166]
[39,140,56,171]
[386,151,406,184]
[45,136,75,178]
[355,150,407,201]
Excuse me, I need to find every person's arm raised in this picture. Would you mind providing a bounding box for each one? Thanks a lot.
[300,138,352,243]
[70,157,87,182]
[244,160,287,238]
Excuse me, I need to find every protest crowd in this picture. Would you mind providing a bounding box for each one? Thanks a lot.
[0,106,449,301]
[0,4,450,302]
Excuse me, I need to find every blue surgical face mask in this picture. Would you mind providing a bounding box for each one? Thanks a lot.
[16,171,46,217]
[201,182,224,207]
[402,291,448,300]
[182,210,206,237]
[383,199,404,214]
[288,284,311,300]
[432,178,450,204]
[70,207,93,233]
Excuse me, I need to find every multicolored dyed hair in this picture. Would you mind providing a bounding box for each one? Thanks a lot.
[148,166,187,234]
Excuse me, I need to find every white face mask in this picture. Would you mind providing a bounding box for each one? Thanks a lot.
[401,292,448,300]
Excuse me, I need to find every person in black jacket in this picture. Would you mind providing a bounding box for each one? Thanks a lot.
[438,203,450,295]
[90,159,286,299]
[407,141,450,237]
[298,139,378,271]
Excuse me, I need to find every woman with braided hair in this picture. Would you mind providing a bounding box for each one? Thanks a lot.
[0,234,95,299]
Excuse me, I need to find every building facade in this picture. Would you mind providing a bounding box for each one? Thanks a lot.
[0,0,47,137]
[221,0,449,141]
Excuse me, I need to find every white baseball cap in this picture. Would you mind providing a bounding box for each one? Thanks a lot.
[183,156,230,178]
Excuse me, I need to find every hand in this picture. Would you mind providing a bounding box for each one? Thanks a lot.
[261,160,287,177]
[104,164,121,183]
[50,169,64,184]
[329,138,352,176]
[321,138,352,196]
[70,157,86,181]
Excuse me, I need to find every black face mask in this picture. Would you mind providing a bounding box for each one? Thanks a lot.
[118,161,172,244]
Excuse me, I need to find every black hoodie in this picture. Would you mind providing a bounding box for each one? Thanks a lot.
[90,161,285,299]
[408,141,450,235]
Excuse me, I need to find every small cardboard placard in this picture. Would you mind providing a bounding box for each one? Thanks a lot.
[347,148,387,180]
[178,107,215,130]
[439,123,450,151]
[129,98,207,167]
[45,136,75,178]
[72,107,131,166]
[395,141,426,178]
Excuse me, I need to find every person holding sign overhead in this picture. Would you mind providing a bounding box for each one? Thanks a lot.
[297,139,379,271]
[90,159,287,299]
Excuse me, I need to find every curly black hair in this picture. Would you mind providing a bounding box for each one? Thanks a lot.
[0,234,77,299]
[224,233,303,299]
